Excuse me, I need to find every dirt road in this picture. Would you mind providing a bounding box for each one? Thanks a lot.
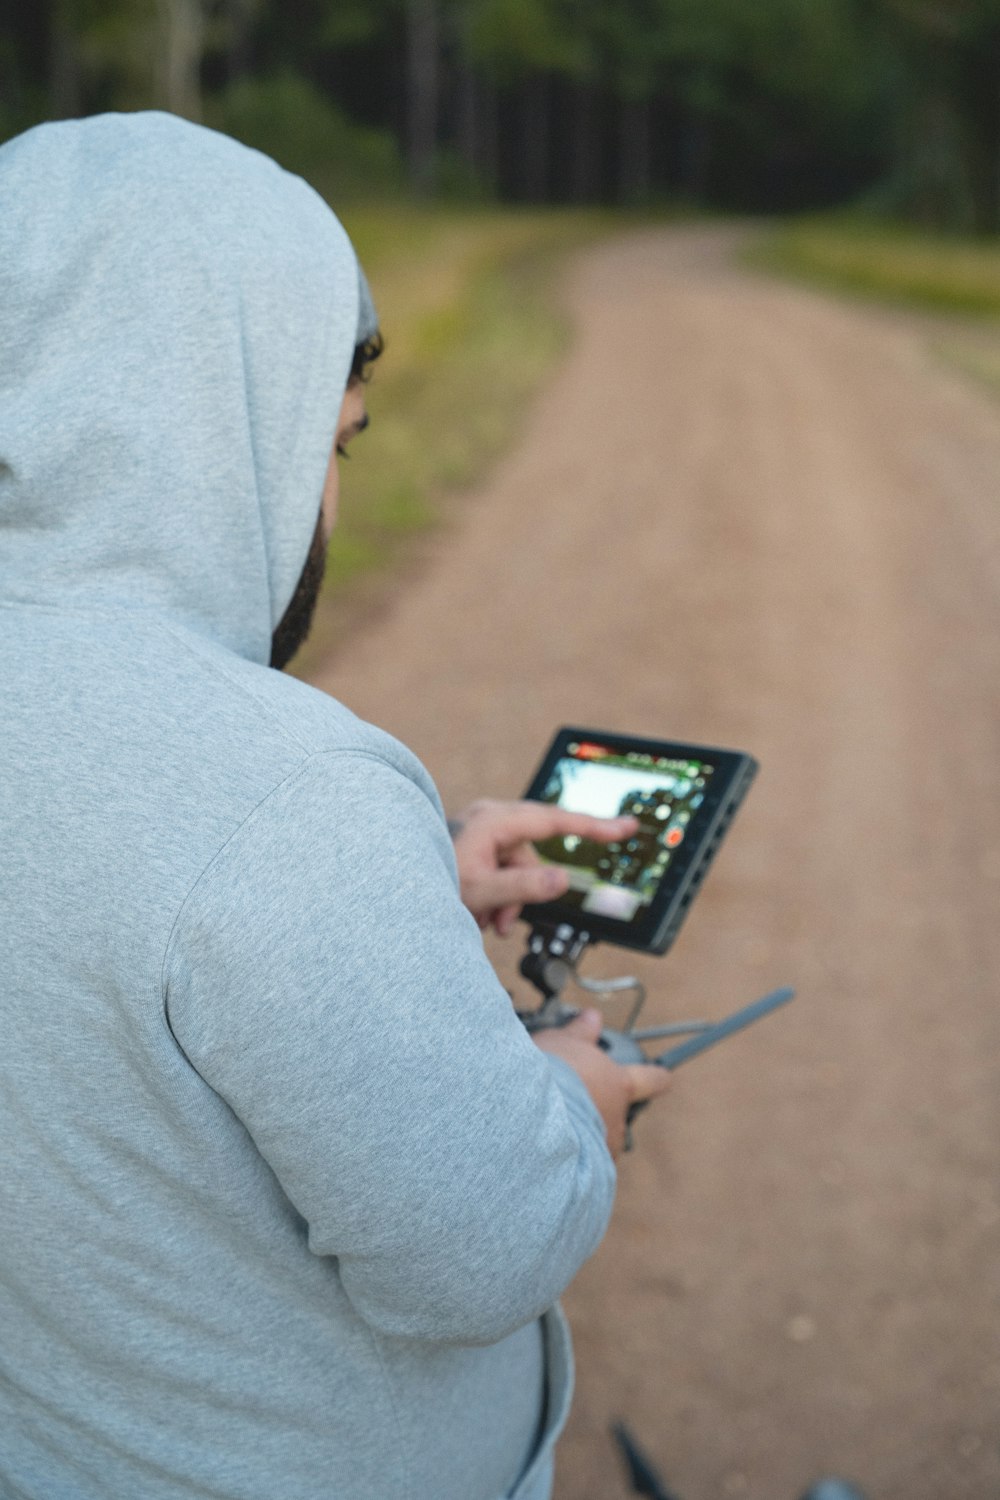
[310,226,1000,1500]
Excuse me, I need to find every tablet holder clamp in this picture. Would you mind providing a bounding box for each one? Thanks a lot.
[516,922,715,1068]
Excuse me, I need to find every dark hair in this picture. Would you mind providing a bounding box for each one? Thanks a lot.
[350,330,384,384]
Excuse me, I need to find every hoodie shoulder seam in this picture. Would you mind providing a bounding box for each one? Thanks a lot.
[161,622,330,755]
[158,746,430,1023]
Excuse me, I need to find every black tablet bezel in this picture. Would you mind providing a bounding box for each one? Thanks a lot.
[520,726,757,954]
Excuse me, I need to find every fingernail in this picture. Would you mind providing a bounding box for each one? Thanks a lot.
[543,867,565,892]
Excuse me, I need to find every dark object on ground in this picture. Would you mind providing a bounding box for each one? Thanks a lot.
[612,1422,684,1499]
[798,1482,869,1500]
[613,1420,869,1500]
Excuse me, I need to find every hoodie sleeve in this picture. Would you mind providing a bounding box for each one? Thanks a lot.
[163,750,616,1346]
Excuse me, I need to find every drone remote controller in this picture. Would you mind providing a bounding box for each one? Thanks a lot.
[515,728,795,1143]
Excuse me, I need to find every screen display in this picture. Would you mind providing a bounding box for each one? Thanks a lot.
[533,737,717,928]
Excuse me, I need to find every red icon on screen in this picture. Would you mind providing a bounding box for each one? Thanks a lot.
[666,826,685,849]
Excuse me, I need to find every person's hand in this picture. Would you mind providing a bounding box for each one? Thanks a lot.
[448,799,638,937]
[532,1009,671,1158]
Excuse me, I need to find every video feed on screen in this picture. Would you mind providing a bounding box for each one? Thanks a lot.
[534,739,715,925]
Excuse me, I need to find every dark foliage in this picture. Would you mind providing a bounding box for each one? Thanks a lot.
[1,0,996,224]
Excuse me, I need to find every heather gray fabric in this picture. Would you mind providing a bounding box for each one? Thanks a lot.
[0,114,616,1498]
[357,264,379,343]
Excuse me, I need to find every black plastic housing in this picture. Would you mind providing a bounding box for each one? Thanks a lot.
[520,726,757,955]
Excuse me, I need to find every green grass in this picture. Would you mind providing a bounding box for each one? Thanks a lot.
[744,214,1000,411]
[292,203,614,673]
[747,216,1000,317]
[932,336,1000,396]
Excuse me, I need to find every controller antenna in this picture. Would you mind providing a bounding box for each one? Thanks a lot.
[612,1422,683,1500]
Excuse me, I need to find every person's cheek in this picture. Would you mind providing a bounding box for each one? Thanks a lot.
[320,447,340,537]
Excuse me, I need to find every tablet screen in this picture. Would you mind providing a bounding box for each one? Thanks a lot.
[533,737,717,927]
[521,727,757,952]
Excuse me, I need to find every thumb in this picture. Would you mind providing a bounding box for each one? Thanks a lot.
[626,1062,673,1104]
[560,1008,604,1043]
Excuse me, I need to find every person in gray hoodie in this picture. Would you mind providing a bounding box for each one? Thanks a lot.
[0,112,669,1499]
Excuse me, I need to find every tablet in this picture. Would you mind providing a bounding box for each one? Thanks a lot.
[520,727,757,954]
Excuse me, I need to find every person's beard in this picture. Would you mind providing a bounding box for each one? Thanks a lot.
[270,513,327,670]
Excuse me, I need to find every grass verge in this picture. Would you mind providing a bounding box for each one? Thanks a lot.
[746,217,1000,317]
[930,336,1000,397]
[292,203,614,676]
[744,214,1000,412]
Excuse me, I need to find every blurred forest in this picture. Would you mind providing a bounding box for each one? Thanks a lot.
[1,0,999,229]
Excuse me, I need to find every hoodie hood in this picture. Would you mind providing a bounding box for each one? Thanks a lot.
[0,112,371,665]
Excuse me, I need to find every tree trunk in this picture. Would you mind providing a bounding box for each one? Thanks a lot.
[961,122,1000,235]
[455,58,478,177]
[225,0,255,86]
[912,89,968,229]
[154,0,204,122]
[571,82,599,203]
[407,0,439,196]
[50,1,83,119]
[477,77,499,192]
[683,114,712,202]
[956,30,1000,234]
[453,5,487,188]
[520,74,549,202]
[618,96,651,204]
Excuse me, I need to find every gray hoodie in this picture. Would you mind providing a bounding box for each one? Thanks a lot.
[0,114,615,1499]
